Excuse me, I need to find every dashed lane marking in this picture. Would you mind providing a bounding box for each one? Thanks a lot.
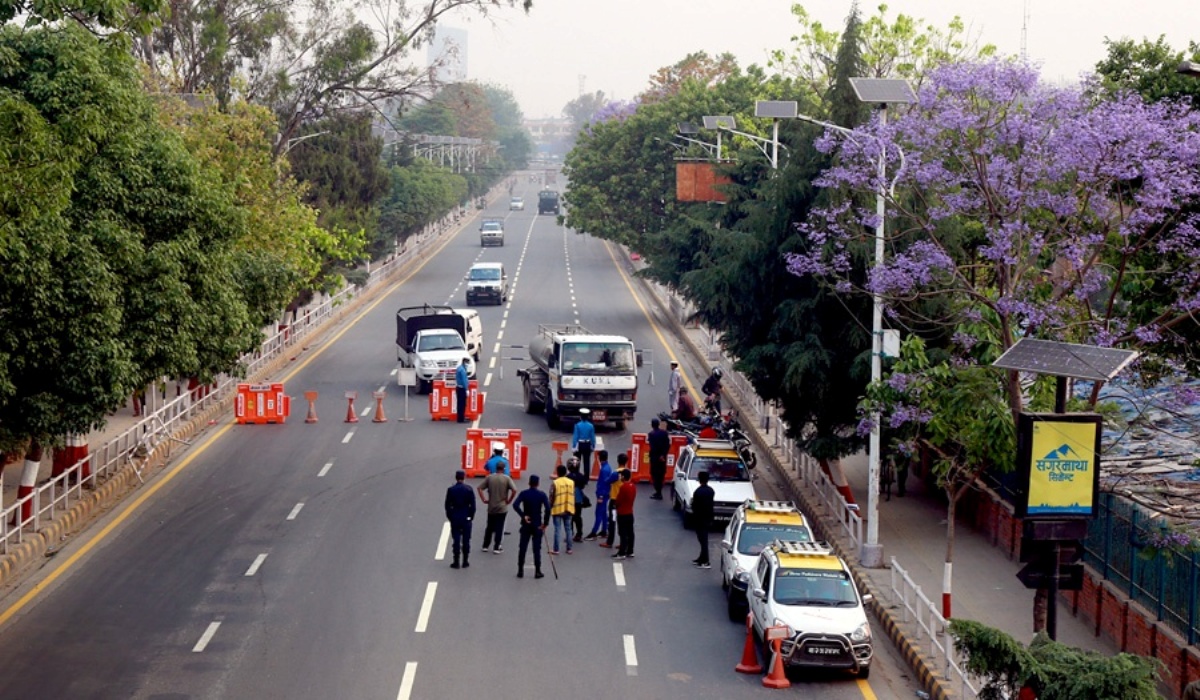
[244,554,268,577]
[342,431,354,444]
[613,562,626,588]
[287,503,304,520]
[415,582,437,633]
[318,462,333,477]
[192,621,221,652]
[623,634,638,675]
[484,372,493,388]
[396,662,418,700]
[435,522,450,560]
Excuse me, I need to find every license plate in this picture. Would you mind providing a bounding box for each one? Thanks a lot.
[806,646,841,655]
[592,410,607,422]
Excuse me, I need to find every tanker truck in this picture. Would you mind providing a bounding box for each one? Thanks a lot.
[517,324,638,430]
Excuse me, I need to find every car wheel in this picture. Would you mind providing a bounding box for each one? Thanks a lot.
[417,378,430,395]
[726,593,744,622]
[857,666,870,680]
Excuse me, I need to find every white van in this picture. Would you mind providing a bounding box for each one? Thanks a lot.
[465,262,508,307]
[449,308,483,362]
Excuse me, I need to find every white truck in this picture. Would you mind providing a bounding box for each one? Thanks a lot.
[396,305,476,394]
[517,324,638,430]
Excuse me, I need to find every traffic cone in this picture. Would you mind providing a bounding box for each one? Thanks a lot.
[305,391,319,423]
[345,394,358,423]
[735,614,763,674]
[372,391,388,423]
[762,637,790,689]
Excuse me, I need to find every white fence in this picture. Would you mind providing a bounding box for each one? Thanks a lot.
[890,558,980,698]
[0,206,472,554]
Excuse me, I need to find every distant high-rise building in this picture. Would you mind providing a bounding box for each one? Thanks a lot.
[428,26,468,84]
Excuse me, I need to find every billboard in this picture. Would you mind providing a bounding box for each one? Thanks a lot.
[1015,413,1102,518]
[676,162,731,202]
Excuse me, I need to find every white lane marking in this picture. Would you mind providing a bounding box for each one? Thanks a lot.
[342,431,354,444]
[415,582,437,633]
[377,384,387,392]
[287,503,304,520]
[483,372,493,387]
[396,661,418,700]
[244,553,268,577]
[435,522,450,560]
[497,330,504,341]
[390,368,398,377]
[318,462,333,477]
[361,405,372,417]
[192,621,221,652]
[493,342,501,354]
[503,310,509,320]
[613,562,626,588]
[488,357,497,369]
[624,634,638,674]
[500,319,507,330]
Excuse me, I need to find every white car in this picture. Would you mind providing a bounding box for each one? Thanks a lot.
[746,541,873,679]
[721,501,814,621]
[671,439,757,527]
[509,196,525,211]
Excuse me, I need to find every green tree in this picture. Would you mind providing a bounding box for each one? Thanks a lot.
[949,619,1160,700]
[1094,36,1200,104]
[378,157,467,241]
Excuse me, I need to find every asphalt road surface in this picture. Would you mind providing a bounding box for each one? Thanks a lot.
[0,181,919,699]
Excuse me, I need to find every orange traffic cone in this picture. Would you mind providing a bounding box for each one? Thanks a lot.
[762,636,790,689]
[304,391,319,423]
[735,614,763,674]
[372,390,388,423]
[345,393,359,423]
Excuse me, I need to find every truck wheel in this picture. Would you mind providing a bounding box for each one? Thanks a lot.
[614,419,626,431]
[523,382,543,414]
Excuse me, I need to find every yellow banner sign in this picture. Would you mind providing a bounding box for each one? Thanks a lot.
[1027,419,1098,516]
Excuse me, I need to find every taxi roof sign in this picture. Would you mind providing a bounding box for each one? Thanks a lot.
[771,540,832,557]
[746,500,800,514]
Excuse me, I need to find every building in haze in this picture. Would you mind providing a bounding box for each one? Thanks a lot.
[427,26,468,84]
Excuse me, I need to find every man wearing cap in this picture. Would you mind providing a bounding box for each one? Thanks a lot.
[668,360,682,416]
[571,408,596,474]
[478,465,517,554]
[484,442,510,475]
[648,417,670,500]
[444,470,476,569]
[512,474,551,579]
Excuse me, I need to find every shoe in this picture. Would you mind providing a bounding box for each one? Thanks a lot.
[463,560,469,568]
[598,543,613,548]
[566,549,573,555]
[517,571,524,578]
[450,562,460,569]
[584,534,598,541]
[612,553,626,559]
[650,494,663,500]
[626,553,635,558]
[599,531,608,538]
[535,571,545,579]
[493,546,503,554]
[550,550,559,555]
[695,562,711,569]
[573,535,582,543]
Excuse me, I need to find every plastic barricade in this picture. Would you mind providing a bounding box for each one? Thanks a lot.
[462,428,527,479]
[235,383,290,424]
[626,433,650,483]
[666,434,689,484]
[429,379,484,421]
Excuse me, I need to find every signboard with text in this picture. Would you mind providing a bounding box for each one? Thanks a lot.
[1015,413,1102,519]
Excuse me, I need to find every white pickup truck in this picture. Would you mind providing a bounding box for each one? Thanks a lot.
[396,305,476,393]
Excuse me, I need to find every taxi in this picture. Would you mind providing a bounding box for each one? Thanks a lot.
[671,439,757,527]
[746,540,873,679]
[720,500,813,621]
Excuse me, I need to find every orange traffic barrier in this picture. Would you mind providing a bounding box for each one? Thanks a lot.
[625,433,649,483]
[429,380,484,421]
[304,391,319,423]
[735,614,763,674]
[762,627,791,689]
[666,434,689,484]
[372,390,388,422]
[236,383,290,424]
[553,441,570,469]
[462,428,528,478]
[344,391,359,423]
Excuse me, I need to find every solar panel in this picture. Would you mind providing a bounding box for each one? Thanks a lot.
[991,338,1139,381]
[702,115,736,130]
[755,100,798,119]
[677,121,699,135]
[849,78,917,104]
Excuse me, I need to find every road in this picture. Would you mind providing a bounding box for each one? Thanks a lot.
[0,181,918,699]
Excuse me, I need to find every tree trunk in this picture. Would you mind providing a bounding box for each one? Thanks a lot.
[1033,587,1048,633]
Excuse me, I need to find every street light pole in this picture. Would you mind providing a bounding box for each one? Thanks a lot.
[862,103,888,569]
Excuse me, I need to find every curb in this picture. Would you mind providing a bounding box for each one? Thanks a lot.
[626,252,956,698]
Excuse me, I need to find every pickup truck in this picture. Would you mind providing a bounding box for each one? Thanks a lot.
[396,305,476,393]
[480,219,504,246]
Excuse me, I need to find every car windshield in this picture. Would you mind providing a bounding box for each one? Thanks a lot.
[774,568,858,607]
[689,456,749,481]
[469,268,501,281]
[511,198,522,204]
[417,333,466,352]
[481,222,502,232]
[559,342,635,374]
[737,523,812,555]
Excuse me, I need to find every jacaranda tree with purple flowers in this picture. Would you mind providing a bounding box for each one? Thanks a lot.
[788,59,1200,631]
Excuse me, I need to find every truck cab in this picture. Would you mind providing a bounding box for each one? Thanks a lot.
[396,305,477,393]
[518,324,637,430]
[537,190,559,215]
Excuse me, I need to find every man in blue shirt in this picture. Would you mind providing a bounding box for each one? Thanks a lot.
[444,470,476,569]
[571,408,597,474]
[483,442,510,474]
[512,474,551,579]
[454,358,470,423]
[585,449,617,540]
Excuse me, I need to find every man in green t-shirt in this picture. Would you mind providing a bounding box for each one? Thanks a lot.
[478,468,517,553]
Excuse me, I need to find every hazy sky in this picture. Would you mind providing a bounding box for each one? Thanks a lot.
[447,0,1196,119]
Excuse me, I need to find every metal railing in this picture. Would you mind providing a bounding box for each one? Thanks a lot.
[890,557,980,698]
[0,204,475,554]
